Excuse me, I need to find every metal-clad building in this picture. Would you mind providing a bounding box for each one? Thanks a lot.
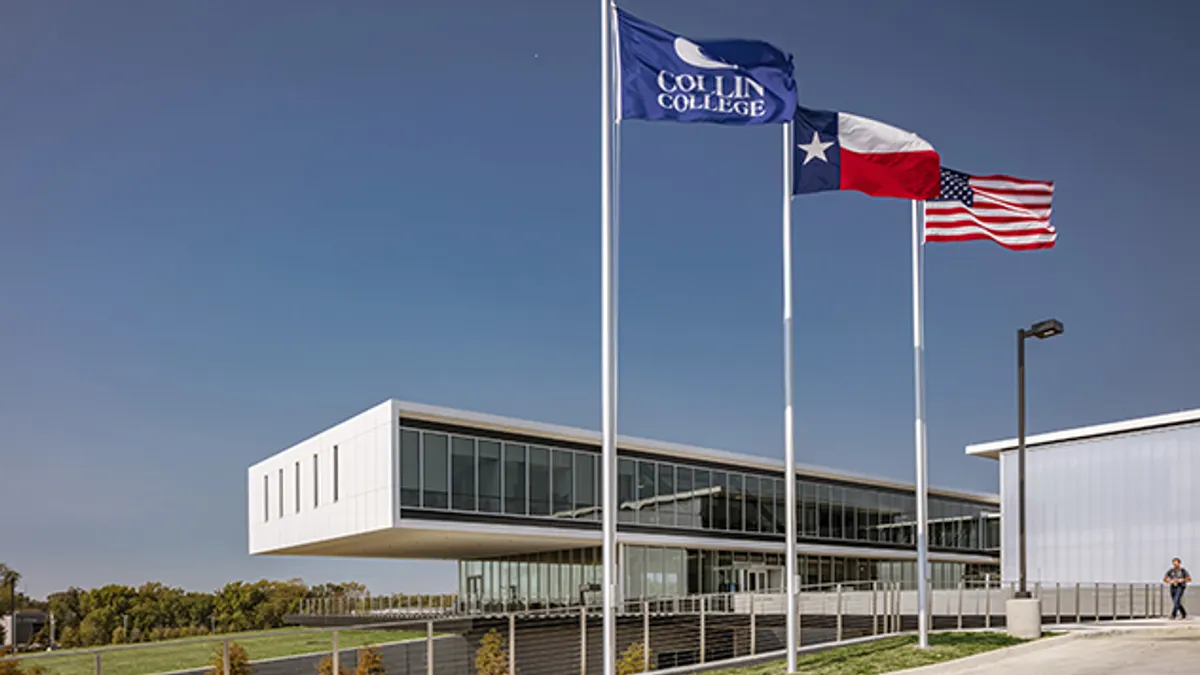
[967,408,1200,585]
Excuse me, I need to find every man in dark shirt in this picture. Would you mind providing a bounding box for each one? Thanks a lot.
[1164,557,1192,620]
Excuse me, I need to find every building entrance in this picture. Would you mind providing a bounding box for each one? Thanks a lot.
[722,565,782,592]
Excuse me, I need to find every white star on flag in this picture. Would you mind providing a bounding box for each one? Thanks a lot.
[796,131,834,165]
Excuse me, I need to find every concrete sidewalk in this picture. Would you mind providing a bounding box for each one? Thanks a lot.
[898,619,1200,674]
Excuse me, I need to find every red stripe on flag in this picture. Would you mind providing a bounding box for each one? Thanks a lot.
[925,172,1057,251]
[840,148,941,200]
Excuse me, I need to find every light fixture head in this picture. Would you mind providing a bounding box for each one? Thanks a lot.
[1028,318,1064,339]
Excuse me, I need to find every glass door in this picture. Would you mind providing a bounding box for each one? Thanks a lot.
[736,568,771,592]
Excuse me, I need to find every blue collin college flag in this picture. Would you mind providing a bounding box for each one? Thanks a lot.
[614,8,796,124]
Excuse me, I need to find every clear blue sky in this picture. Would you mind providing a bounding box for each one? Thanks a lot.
[3,1,1198,599]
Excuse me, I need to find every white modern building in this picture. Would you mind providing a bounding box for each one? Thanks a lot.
[250,400,1000,608]
[966,407,1200,585]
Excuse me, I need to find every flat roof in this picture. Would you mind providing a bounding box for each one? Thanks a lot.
[394,400,998,504]
[965,407,1200,460]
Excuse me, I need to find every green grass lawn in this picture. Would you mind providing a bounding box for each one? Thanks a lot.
[15,628,423,675]
[708,632,1032,675]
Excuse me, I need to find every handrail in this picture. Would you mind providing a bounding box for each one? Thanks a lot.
[0,580,1170,668]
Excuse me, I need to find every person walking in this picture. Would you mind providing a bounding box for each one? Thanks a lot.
[1163,557,1191,620]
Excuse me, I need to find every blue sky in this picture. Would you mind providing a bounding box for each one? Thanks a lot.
[2,1,1197,599]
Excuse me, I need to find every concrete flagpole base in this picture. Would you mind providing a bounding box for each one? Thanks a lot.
[1006,598,1043,639]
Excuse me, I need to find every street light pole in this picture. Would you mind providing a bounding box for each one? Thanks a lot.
[1016,329,1029,599]
[1014,318,1062,601]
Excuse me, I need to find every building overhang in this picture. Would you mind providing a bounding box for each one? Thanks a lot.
[965,407,1200,460]
[253,518,998,565]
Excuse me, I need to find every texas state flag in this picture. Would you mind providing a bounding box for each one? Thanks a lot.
[792,106,941,200]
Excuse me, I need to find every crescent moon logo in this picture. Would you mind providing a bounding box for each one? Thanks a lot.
[673,37,738,70]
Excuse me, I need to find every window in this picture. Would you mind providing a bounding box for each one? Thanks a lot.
[802,481,818,536]
[478,440,502,513]
[744,475,759,532]
[710,472,727,530]
[728,473,743,532]
[332,445,340,503]
[452,436,476,511]
[528,446,551,516]
[400,430,421,507]
[295,461,301,513]
[264,475,269,522]
[573,452,596,518]
[637,461,656,525]
[657,464,675,527]
[843,488,858,541]
[618,459,636,523]
[551,449,572,515]
[693,470,710,528]
[676,467,695,527]
[817,484,832,538]
[313,454,319,507]
[331,444,340,502]
[504,444,527,515]
[773,479,785,535]
[278,468,284,518]
[423,433,449,509]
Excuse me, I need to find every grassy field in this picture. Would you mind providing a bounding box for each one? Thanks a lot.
[12,629,423,675]
[707,632,1031,675]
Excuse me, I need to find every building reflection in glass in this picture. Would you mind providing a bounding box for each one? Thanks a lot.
[458,546,999,612]
[401,426,1000,554]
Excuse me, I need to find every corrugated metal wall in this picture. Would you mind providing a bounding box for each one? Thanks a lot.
[1000,422,1200,583]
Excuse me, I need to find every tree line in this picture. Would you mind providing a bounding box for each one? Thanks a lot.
[0,563,442,650]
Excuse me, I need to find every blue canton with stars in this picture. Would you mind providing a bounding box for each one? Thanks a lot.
[929,168,974,206]
[792,106,842,195]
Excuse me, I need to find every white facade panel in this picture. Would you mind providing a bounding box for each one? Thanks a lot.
[248,400,397,555]
[999,422,1200,584]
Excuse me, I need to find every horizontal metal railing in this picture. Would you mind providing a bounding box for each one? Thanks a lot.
[1,581,1170,675]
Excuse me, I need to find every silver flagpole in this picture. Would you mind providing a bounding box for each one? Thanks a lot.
[910,199,931,649]
[782,119,799,674]
[600,0,618,673]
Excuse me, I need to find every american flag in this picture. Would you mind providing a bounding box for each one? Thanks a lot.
[924,168,1055,250]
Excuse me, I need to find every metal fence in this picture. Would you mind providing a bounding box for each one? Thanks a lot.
[0,581,1171,675]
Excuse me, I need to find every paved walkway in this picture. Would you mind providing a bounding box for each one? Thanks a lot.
[903,620,1200,674]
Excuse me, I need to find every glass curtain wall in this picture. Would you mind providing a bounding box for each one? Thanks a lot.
[400,425,1000,553]
[460,545,1000,608]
